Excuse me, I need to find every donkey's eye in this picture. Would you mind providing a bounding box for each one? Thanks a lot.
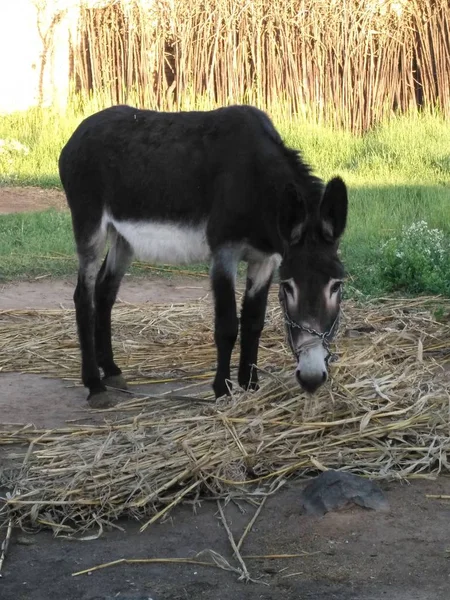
[330,281,342,295]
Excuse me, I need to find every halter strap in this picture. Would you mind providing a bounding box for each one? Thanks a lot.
[280,300,340,364]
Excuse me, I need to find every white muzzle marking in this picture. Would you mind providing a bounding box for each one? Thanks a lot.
[297,343,328,379]
[295,341,328,392]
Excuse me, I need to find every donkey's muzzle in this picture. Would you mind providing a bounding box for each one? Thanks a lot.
[295,343,329,394]
[295,368,327,394]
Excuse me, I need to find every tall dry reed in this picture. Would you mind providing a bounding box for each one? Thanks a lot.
[71,0,450,132]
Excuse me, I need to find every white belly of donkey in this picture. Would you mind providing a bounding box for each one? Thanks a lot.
[110,219,211,265]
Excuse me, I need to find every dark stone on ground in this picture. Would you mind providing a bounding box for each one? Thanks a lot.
[299,470,389,516]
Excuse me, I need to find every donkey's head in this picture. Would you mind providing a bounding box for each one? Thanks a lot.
[278,176,348,393]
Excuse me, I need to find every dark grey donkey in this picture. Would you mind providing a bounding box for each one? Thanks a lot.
[59,105,348,408]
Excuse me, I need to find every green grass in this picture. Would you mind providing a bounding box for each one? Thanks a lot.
[0,209,211,280]
[0,103,449,296]
[0,210,75,278]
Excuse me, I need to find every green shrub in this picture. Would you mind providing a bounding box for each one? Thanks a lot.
[379,221,450,295]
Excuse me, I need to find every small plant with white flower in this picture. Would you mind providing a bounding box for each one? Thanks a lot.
[0,139,30,156]
[380,221,450,295]
[0,139,30,180]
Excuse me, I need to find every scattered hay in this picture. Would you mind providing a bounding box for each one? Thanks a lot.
[0,293,449,534]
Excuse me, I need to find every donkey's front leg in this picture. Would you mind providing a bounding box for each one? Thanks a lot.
[238,273,272,391]
[210,250,239,398]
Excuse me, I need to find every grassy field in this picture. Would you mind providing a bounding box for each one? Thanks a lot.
[0,104,449,296]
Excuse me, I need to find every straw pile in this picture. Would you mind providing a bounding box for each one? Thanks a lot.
[0,292,449,534]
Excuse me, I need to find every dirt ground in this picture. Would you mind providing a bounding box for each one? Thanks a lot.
[0,186,66,214]
[1,189,450,599]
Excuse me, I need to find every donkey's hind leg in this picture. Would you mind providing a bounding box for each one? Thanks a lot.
[95,232,133,391]
[74,231,113,408]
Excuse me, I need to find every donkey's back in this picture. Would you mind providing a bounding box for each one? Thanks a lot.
[59,104,284,236]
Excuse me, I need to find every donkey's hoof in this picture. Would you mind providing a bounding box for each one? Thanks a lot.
[240,381,260,393]
[102,374,128,391]
[88,391,116,409]
[213,380,232,399]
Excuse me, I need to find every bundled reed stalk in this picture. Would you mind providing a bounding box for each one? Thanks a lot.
[0,293,449,533]
[71,0,450,132]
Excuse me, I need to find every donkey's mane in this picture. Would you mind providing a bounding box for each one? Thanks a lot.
[251,107,325,211]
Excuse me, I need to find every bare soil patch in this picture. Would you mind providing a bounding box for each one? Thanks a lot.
[0,275,211,310]
[0,186,66,214]
[1,277,450,600]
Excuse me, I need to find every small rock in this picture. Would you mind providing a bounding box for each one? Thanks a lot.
[263,566,278,574]
[344,326,375,338]
[299,470,389,516]
[344,329,364,338]
[16,535,36,546]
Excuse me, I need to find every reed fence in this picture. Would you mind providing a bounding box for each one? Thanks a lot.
[69,0,450,132]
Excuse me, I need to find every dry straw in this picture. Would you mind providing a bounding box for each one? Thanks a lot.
[0,292,449,534]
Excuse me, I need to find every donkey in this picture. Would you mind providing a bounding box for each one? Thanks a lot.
[59,105,348,408]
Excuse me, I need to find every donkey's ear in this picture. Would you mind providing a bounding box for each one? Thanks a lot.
[319,177,348,242]
[278,184,307,246]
